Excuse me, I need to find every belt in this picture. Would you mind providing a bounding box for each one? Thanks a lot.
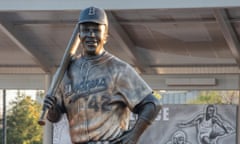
[87,142,109,144]
[74,141,116,144]
[74,140,122,144]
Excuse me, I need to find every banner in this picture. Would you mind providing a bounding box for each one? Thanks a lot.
[138,104,236,144]
[53,104,237,144]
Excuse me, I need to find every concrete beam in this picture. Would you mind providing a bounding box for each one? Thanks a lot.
[0,66,45,74]
[0,23,52,72]
[0,0,240,11]
[142,74,240,90]
[0,74,45,89]
[108,12,155,73]
[107,13,137,63]
[214,9,240,66]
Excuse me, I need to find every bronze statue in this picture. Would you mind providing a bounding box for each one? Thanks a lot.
[43,6,161,144]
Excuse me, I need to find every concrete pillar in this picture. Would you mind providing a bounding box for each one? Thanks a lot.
[238,75,240,144]
[43,74,53,144]
[2,89,7,144]
[43,120,53,144]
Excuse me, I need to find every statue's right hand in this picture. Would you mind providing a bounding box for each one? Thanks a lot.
[43,96,57,110]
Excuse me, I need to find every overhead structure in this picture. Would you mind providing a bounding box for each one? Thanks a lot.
[0,0,239,10]
[0,3,239,76]
[214,9,240,66]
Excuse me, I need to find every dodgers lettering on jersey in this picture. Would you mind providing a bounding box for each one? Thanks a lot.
[57,51,152,143]
[70,76,107,102]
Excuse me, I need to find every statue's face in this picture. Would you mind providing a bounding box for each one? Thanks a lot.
[79,22,107,56]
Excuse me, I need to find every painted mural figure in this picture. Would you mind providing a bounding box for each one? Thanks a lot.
[178,105,234,144]
[166,130,191,144]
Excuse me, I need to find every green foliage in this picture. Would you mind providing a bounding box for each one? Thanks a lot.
[221,91,239,104]
[153,90,162,100]
[188,91,224,104]
[7,93,43,144]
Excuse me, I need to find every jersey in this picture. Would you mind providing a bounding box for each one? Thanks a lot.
[56,51,152,143]
[198,117,213,139]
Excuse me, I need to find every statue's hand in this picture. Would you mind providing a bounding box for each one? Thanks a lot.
[43,96,57,110]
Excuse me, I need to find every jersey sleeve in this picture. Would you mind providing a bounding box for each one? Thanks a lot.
[114,64,153,111]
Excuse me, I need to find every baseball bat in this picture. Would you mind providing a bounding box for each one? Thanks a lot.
[38,24,80,126]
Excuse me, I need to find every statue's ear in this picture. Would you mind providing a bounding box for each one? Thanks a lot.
[103,33,109,44]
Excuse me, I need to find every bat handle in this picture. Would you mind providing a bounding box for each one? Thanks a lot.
[38,108,49,126]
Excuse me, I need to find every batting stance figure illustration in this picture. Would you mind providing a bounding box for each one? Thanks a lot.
[43,6,161,144]
[178,105,234,144]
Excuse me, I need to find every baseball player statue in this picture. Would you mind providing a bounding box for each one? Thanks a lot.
[43,6,161,144]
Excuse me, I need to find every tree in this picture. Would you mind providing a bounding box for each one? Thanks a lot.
[220,90,239,104]
[6,93,43,144]
[187,91,239,104]
[153,90,162,100]
[187,91,224,104]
